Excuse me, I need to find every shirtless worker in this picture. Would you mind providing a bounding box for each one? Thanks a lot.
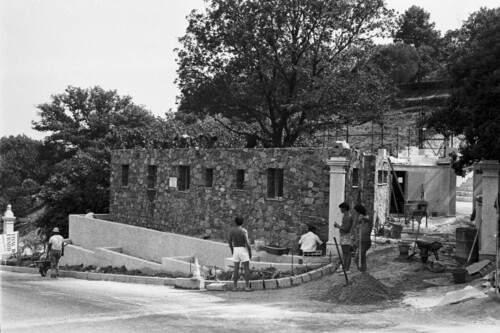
[228,216,253,292]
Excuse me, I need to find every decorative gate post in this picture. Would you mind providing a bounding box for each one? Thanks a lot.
[1,205,18,261]
[2,204,15,234]
[325,157,349,256]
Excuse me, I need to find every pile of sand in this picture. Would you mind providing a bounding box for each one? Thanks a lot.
[321,273,403,305]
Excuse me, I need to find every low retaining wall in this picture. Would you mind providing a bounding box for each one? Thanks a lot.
[1,262,337,291]
[69,215,230,268]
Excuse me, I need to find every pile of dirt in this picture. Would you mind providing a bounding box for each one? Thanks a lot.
[320,272,403,305]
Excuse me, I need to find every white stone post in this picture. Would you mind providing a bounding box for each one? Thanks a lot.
[325,157,349,256]
[2,204,15,234]
[478,160,500,259]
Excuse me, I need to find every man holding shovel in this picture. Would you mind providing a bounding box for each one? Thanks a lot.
[334,202,353,274]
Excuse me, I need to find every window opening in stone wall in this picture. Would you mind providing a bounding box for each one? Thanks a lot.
[236,169,245,189]
[378,170,383,184]
[147,165,157,189]
[352,168,359,187]
[121,164,129,187]
[267,168,284,198]
[178,165,190,191]
[205,168,214,187]
[383,171,389,184]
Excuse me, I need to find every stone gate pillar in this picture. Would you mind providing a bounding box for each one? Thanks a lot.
[478,160,500,260]
[2,204,15,234]
[325,157,349,256]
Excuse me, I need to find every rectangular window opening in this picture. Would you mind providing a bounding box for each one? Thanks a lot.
[147,165,157,189]
[205,168,214,188]
[121,164,129,187]
[352,168,359,187]
[267,168,284,198]
[178,165,190,191]
[236,169,245,190]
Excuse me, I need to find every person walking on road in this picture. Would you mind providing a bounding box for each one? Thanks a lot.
[228,216,253,292]
[334,202,353,273]
[352,205,373,272]
[47,227,64,278]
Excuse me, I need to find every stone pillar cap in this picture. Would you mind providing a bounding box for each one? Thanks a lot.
[3,204,15,218]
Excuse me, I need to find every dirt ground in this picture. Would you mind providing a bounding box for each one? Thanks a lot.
[209,214,500,331]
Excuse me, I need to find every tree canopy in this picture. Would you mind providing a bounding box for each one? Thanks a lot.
[0,135,69,217]
[176,0,395,147]
[393,6,441,83]
[32,86,169,150]
[371,43,419,84]
[427,7,500,174]
[393,5,440,48]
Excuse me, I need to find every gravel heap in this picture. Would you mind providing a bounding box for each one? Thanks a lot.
[321,273,402,305]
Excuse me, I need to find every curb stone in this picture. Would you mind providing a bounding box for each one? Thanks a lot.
[264,279,278,289]
[291,275,303,285]
[277,277,292,288]
[1,264,332,291]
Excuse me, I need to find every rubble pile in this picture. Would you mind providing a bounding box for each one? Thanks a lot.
[321,273,403,305]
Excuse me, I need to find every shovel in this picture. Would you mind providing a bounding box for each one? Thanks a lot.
[333,237,349,286]
[408,210,423,260]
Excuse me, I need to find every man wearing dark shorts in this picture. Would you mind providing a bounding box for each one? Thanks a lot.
[228,216,253,291]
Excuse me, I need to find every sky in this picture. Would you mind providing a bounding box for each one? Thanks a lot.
[1,0,499,141]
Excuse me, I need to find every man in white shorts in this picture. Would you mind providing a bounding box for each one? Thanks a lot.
[228,216,253,291]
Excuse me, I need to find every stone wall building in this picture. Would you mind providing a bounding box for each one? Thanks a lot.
[109,147,389,247]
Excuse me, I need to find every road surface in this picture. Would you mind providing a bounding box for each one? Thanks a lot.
[2,267,499,333]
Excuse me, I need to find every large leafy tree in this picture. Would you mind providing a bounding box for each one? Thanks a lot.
[0,135,67,218]
[393,6,441,82]
[33,86,170,150]
[32,86,176,234]
[393,5,440,48]
[371,43,420,85]
[427,8,500,175]
[36,149,110,236]
[176,0,395,147]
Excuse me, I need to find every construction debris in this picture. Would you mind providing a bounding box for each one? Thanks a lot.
[437,286,488,306]
[466,260,493,276]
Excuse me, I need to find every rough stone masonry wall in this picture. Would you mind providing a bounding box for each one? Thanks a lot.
[345,153,390,227]
[110,148,353,247]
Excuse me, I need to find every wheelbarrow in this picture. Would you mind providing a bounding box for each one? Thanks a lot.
[34,257,51,277]
[416,240,445,263]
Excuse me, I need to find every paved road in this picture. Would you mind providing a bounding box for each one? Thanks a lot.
[2,267,499,333]
[2,271,347,333]
[1,271,250,333]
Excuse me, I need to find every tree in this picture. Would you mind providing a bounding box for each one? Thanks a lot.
[393,5,440,48]
[393,6,441,82]
[0,135,66,217]
[427,8,500,175]
[176,0,395,147]
[33,86,169,151]
[32,86,178,234]
[371,43,420,84]
[36,149,110,236]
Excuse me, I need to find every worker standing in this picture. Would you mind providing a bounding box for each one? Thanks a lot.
[334,202,353,273]
[352,205,372,272]
[47,227,64,278]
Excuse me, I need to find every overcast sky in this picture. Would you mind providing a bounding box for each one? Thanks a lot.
[1,0,499,140]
